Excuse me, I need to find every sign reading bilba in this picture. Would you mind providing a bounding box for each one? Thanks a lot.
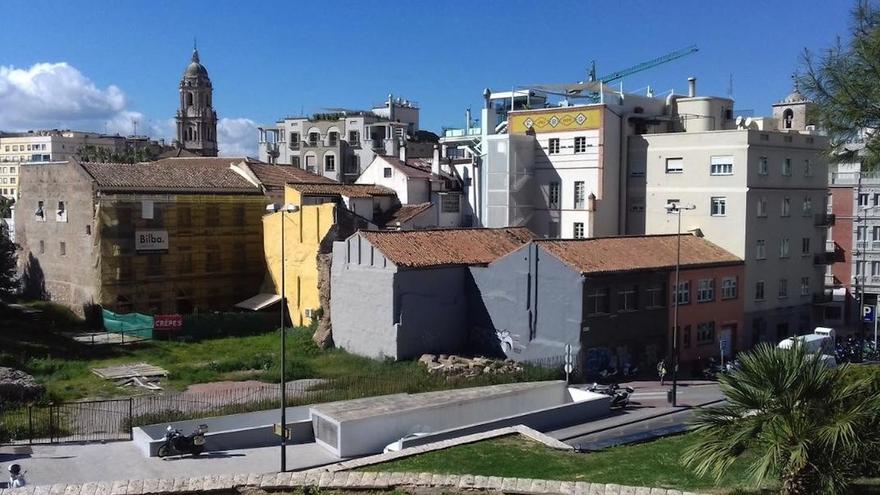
[136,230,169,251]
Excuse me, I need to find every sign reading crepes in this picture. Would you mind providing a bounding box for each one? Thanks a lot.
[135,230,168,251]
[154,314,183,331]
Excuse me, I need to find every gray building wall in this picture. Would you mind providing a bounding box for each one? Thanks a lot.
[395,267,468,359]
[469,244,583,362]
[15,162,98,310]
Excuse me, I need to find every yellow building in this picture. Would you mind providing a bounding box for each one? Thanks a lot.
[261,182,397,326]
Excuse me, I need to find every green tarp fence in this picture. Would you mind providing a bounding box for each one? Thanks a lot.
[102,309,154,340]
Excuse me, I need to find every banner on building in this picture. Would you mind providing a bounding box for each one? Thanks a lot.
[135,230,169,251]
[154,314,183,332]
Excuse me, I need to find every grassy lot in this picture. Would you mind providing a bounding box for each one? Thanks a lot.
[0,302,558,402]
[360,433,880,494]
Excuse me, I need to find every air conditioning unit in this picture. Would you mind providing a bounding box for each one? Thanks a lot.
[304,308,315,318]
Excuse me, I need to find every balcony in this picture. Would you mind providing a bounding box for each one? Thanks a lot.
[814,213,835,226]
[825,240,837,253]
[443,127,482,138]
[289,141,300,150]
[813,252,835,265]
[824,274,838,286]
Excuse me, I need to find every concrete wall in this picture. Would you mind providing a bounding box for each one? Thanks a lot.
[330,237,397,359]
[469,243,582,361]
[395,266,468,359]
[314,381,569,457]
[16,162,99,311]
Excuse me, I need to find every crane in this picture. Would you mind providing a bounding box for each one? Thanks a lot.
[589,45,699,84]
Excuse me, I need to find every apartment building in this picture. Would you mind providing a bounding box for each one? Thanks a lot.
[0,130,168,200]
[257,95,434,183]
[628,89,830,344]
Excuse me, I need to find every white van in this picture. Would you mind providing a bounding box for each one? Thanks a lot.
[778,328,838,368]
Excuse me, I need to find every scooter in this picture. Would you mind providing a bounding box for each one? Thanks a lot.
[157,424,208,458]
[7,464,26,488]
[587,383,634,409]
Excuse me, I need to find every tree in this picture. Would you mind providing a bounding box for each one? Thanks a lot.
[0,226,17,301]
[801,0,880,168]
[682,343,880,494]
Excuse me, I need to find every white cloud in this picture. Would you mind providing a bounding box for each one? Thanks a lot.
[0,62,259,157]
[217,117,258,157]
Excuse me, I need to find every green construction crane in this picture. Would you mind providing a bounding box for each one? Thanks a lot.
[589,45,699,84]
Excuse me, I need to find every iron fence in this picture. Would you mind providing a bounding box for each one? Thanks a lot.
[0,399,132,444]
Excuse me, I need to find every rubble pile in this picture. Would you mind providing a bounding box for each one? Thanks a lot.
[418,354,524,378]
[0,367,44,402]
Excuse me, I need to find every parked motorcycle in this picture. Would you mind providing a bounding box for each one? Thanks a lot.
[7,464,26,488]
[157,424,208,458]
[587,383,634,409]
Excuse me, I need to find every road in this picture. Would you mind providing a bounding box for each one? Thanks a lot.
[0,441,339,486]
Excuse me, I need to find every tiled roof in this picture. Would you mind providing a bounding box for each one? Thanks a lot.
[246,162,335,188]
[537,234,742,275]
[287,182,396,198]
[380,156,433,179]
[80,157,262,193]
[379,202,433,226]
[361,227,537,268]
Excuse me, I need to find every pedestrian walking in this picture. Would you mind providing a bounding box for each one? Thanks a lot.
[657,359,667,386]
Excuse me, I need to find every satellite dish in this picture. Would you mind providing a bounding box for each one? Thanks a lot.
[744,117,753,129]
[735,116,744,128]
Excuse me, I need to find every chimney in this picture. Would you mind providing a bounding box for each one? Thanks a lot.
[687,77,696,97]
[399,140,407,162]
[432,144,441,176]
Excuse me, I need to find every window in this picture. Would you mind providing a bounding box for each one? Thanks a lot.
[618,286,638,312]
[205,206,220,227]
[800,196,813,216]
[758,156,768,175]
[721,277,737,299]
[710,155,733,175]
[646,283,665,308]
[291,156,301,168]
[35,200,45,221]
[59,241,66,256]
[683,325,692,348]
[573,222,585,239]
[177,207,192,229]
[289,132,300,148]
[308,132,319,146]
[859,193,870,207]
[801,277,810,296]
[39,240,45,254]
[697,279,715,302]
[802,237,811,255]
[710,197,727,216]
[548,138,560,154]
[383,167,392,178]
[586,287,610,315]
[756,239,766,260]
[666,157,683,173]
[779,238,790,258]
[674,281,690,305]
[804,159,813,177]
[548,182,560,209]
[574,182,585,209]
[873,260,880,276]
[858,225,867,241]
[697,322,716,345]
[574,136,587,153]
[85,225,91,235]
[781,197,791,217]
[328,132,339,146]
[440,194,459,213]
[348,130,359,144]
[782,158,792,176]
[755,281,765,301]
[757,197,767,217]
[778,278,788,298]
[324,154,336,172]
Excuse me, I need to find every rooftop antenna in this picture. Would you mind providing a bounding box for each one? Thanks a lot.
[132,118,138,136]
[588,60,597,82]
[727,73,734,99]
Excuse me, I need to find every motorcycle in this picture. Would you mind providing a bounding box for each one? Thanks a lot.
[587,382,634,409]
[7,464,26,488]
[157,424,208,458]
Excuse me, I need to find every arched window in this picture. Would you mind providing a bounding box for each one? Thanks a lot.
[783,109,794,129]
[186,92,193,107]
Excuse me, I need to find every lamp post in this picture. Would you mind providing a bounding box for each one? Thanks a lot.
[665,202,696,407]
[271,202,299,472]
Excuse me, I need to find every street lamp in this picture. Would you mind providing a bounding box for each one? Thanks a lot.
[665,201,696,407]
[855,204,872,359]
[268,202,299,472]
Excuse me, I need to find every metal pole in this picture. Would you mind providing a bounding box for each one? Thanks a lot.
[280,208,287,472]
[672,208,681,407]
[874,302,878,350]
[859,173,866,358]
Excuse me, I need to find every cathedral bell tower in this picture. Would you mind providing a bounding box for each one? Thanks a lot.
[174,46,218,156]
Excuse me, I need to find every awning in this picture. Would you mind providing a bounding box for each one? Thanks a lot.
[832,287,846,302]
[234,293,282,311]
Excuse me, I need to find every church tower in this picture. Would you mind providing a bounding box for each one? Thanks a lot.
[772,76,816,132]
[175,46,218,156]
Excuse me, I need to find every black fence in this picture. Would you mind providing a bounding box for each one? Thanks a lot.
[0,399,133,444]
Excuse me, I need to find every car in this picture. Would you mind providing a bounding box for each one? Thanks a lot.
[382,432,429,453]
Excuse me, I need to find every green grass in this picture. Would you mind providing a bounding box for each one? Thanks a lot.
[0,302,559,402]
[362,433,880,494]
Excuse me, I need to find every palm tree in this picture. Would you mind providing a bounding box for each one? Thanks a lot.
[682,343,880,494]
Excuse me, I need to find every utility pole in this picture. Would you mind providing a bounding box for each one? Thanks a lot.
[666,202,696,407]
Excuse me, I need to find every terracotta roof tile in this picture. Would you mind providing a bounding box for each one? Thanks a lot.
[80,157,262,193]
[537,234,742,275]
[360,227,537,268]
[287,182,396,198]
[246,162,335,188]
[380,156,433,179]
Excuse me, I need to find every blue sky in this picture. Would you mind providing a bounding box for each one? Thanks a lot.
[0,0,853,155]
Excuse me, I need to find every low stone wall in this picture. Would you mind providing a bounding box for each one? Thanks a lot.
[0,471,706,495]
